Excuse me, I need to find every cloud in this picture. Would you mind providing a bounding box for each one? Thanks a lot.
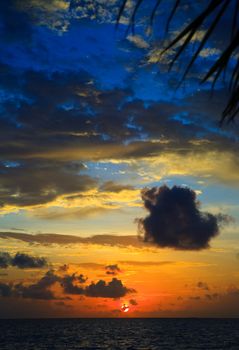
[0,67,238,218]
[216,213,235,225]
[0,270,59,300]
[12,253,47,269]
[0,232,145,248]
[69,0,119,24]
[85,278,135,298]
[26,183,140,220]
[127,35,150,49]
[0,253,11,268]
[205,293,219,301]
[60,274,135,298]
[99,181,134,193]
[54,301,72,308]
[0,160,97,209]
[33,206,114,220]
[16,0,70,32]
[0,270,135,300]
[60,272,135,298]
[189,296,201,301]
[137,185,229,250]
[0,283,12,297]
[105,264,121,275]
[197,281,209,291]
[58,264,69,272]
[0,273,55,300]
[226,286,239,298]
[60,273,88,294]
[0,251,47,269]
[0,0,33,42]
[129,298,138,305]
[0,7,238,222]
[118,260,173,266]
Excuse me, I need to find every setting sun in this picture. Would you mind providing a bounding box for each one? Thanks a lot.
[121,304,130,313]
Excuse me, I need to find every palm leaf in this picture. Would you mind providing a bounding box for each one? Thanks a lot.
[117,0,239,123]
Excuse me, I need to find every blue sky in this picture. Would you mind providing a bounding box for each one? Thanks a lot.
[0,0,238,235]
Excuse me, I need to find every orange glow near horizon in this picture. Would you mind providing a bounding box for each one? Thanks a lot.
[0,234,239,318]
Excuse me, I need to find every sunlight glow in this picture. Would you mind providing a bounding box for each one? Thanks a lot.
[121,304,130,313]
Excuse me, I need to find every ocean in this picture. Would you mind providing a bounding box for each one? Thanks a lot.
[0,318,238,349]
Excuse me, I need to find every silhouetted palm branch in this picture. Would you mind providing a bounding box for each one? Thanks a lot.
[117,0,239,124]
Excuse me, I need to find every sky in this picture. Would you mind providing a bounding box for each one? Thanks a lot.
[0,0,239,318]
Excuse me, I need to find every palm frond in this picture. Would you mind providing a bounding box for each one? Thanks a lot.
[117,0,239,123]
[150,0,162,27]
[165,0,181,33]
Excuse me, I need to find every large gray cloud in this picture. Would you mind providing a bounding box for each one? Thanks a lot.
[138,185,230,250]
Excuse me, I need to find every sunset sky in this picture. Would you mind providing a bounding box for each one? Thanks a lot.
[0,0,239,318]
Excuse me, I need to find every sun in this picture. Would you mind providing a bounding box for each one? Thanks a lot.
[121,303,130,313]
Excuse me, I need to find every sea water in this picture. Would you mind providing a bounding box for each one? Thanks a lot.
[0,318,238,349]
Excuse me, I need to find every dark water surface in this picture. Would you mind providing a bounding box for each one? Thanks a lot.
[0,318,238,350]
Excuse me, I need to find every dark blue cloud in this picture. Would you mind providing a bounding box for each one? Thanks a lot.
[138,186,231,250]
[0,252,47,269]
